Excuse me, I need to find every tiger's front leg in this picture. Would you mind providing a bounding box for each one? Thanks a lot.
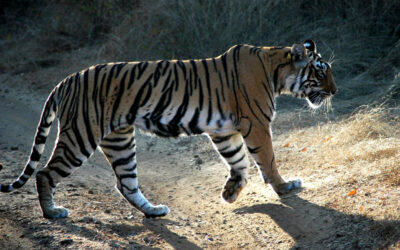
[242,125,302,195]
[211,133,250,203]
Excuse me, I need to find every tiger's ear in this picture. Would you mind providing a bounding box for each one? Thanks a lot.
[303,39,317,53]
[290,43,308,68]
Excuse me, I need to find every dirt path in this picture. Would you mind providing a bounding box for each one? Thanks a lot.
[0,79,399,249]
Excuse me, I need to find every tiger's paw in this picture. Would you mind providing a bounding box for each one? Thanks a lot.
[43,206,70,219]
[221,176,248,203]
[144,205,170,218]
[276,179,302,195]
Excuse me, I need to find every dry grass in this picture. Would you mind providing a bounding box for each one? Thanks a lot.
[276,106,400,185]
[272,106,400,227]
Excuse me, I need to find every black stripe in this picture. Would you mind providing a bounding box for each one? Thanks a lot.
[59,76,74,120]
[232,45,241,90]
[110,70,128,131]
[254,100,272,122]
[63,130,77,147]
[19,175,29,182]
[71,119,91,158]
[215,88,225,119]
[173,64,179,91]
[177,60,187,80]
[137,62,148,79]
[212,135,232,143]
[162,61,170,76]
[139,74,154,108]
[49,143,82,167]
[298,67,308,90]
[112,151,137,169]
[99,72,107,137]
[169,76,190,126]
[228,154,246,165]
[247,146,261,154]
[151,77,174,121]
[12,181,24,189]
[241,87,263,125]
[127,64,137,89]
[161,69,173,92]
[242,118,252,139]
[103,136,128,143]
[102,137,135,151]
[188,66,193,96]
[24,165,35,176]
[121,163,137,172]
[83,69,97,150]
[127,74,153,124]
[118,173,138,179]
[201,60,213,124]
[34,135,46,145]
[273,62,291,93]
[115,62,127,78]
[30,147,41,161]
[188,108,202,134]
[261,81,275,110]
[1,185,11,192]
[221,53,230,88]
[198,77,204,111]
[220,144,243,158]
[190,60,199,90]
[93,64,107,124]
[105,64,118,94]
[153,61,162,87]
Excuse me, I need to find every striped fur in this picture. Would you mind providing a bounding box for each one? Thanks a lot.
[0,40,336,219]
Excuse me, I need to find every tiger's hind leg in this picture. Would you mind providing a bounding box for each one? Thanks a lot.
[36,134,94,219]
[211,133,251,203]
[100,126,170,218]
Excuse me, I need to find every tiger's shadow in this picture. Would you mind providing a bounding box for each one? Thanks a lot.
[50,217,202,249]
[233,194,400,249]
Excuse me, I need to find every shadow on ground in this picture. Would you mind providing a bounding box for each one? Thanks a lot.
[234,194,400,249]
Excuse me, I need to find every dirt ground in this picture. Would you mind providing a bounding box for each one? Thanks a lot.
[0,73,399,249]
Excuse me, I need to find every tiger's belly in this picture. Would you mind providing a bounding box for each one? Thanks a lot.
[134,109,236,137]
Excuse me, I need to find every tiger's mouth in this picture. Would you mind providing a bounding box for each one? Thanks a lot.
[306,90,332,109]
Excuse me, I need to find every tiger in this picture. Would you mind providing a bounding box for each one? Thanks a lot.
[0,40,336,219]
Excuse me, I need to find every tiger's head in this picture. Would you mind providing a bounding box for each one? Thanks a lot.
[283,40,337,108]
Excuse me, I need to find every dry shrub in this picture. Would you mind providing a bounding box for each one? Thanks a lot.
[332,107,398,146]
[277,105,400,187]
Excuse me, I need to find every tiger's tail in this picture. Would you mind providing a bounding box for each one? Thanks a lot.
[0,89,58,192]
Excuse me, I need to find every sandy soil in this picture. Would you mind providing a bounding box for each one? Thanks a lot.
[0,74,399,249]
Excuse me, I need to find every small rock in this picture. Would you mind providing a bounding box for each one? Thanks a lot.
[10,146,18,151]
[60,239,73,246]
[196,158,203,165]
[336,231,346,238]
